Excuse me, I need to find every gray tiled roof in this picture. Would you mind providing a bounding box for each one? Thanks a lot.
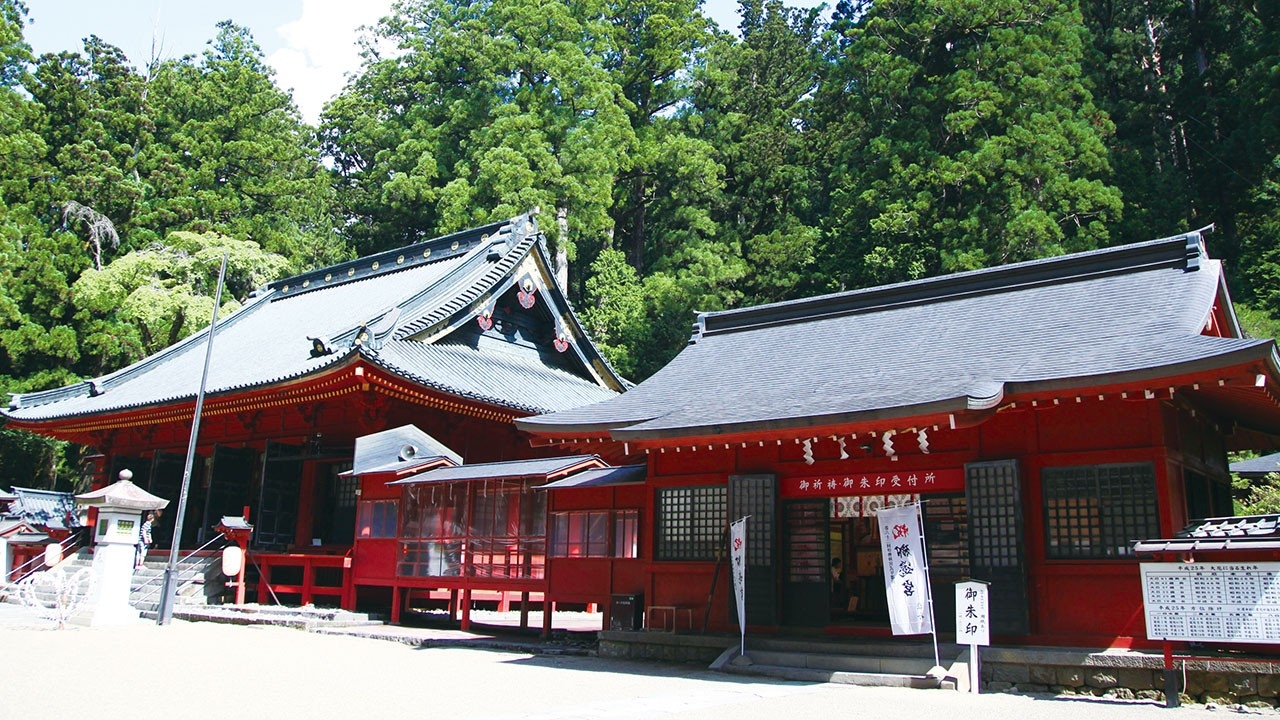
[1231,452,1280,478]
[6,213,622,423]
[373,339,620,414]
[349,424,463,475]
[519,233,1277,440]
[387,455,606,485]
[8,488,81,530]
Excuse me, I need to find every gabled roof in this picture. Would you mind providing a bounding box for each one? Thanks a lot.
[342,424,461,479]
[387,455,608,485]
[5,213,625,427]
[1231,452,1280,478]
[519,232,1280,442]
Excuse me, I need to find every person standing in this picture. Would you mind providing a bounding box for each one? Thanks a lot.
[136,511,155,568]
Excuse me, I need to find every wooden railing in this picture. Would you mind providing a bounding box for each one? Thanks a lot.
[251,550,354,609]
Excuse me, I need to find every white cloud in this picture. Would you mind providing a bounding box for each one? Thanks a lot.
[267,0,394,125]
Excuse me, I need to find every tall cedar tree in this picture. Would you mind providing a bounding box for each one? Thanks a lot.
[822,0,1122,287]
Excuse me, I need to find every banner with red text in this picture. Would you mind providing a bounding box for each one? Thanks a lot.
[730,517,748,654]
[877,502,934,636]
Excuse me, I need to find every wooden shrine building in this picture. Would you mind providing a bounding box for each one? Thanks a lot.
[518,232,1280,648]
[3,212,629,618]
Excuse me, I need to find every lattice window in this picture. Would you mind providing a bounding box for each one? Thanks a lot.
[333,465,358,508]
[1043,463,1159,559]
[968,462,1021,568]
[730,475,775,567]
[656,485,726,561]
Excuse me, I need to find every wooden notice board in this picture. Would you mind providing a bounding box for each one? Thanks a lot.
[1140,562,1280,644]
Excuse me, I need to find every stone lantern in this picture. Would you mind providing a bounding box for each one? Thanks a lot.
[72,469,168,626]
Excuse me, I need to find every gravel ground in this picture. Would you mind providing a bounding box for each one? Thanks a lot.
[0,604,1267,720]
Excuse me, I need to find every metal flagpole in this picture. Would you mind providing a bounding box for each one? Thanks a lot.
[156,253,228,626]
[915,499,941,671]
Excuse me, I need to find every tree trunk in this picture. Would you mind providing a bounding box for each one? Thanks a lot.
[555,205,570,291]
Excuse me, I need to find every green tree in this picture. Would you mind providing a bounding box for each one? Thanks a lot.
[141,22,343,269]
[73,231,290,359]
[323,0,635,276]
[824,0,1122,288]
[28,37,150,257]
[692,0,827,306]
[604,0,720,276]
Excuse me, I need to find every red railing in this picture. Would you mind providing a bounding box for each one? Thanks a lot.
[251,550,354,609]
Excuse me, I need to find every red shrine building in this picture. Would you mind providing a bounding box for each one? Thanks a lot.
[9,219,1280,649]
[3,212,633,625]
[518,232,1280,648]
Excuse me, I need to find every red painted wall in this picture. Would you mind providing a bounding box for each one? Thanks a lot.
[637,395,1220,646]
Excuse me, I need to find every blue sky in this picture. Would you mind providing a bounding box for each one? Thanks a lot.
[22,0,823,124]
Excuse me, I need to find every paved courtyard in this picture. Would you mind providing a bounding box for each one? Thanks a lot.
[0,602,1264,720]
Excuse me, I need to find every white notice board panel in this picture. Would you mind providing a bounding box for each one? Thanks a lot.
[1140,562,1280,644]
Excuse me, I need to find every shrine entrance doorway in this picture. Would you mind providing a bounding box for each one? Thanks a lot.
[780,500,829,626]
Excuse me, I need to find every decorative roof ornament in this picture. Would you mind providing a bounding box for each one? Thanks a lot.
[517,276,537,309]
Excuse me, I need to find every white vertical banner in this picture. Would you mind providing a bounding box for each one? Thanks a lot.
[877,503,934,636]
[729,516,748,655]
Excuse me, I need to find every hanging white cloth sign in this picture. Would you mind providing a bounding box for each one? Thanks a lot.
[877,502,934,636]
[729,516,748,654]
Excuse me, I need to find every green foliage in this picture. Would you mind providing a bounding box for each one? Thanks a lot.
[824,0,1122,287]
[73,231,289,356]
[1236,472,1280,516]
[1235,303,1280,342]
[323,0,637,266]
[5,0,1280,490]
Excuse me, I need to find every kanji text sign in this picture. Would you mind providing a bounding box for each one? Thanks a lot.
[780,468,964,498]
[1140,562,1280,643]
[955,580,990,646]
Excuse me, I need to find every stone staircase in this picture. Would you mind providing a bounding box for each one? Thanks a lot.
[128,552,224,618]
[712,635,965,689]
[48,549,223,618]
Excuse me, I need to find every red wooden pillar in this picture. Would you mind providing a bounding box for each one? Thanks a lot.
[460,586,472,631]
[542,600,554,638]
[341,555,355,610]
[301,560,314,605]
[257,560,271,605]
[391,586,402,625]
[519,591,530,629]
[295,462,318,548]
